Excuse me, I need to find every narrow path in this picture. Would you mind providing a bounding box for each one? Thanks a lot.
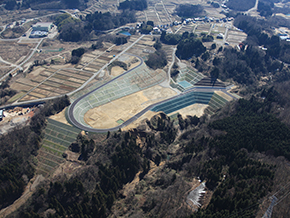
[193,24,198,34]
[0,35,145,109]
[0,175,45,218]
[246,0,259,14]
[161,0,172,23]
[144,11,148,21]
[0,56,17,67]
[0,38,43,83]
[68,35,145,97]
[175,25,183,34]
[154,5,162,25]
[208,23,213,35]
[14,69,61,103]
[223,26,229,44]
[166,47,177,86]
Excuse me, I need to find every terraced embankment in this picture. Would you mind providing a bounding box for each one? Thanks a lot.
[36,119,80,177]
[151,91,214,114]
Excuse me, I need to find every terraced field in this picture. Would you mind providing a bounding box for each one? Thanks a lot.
[206,92,230,115]
[151,91,214,114]
[151,90,233,116]
[171,67,205,92]
[36,119,80,177]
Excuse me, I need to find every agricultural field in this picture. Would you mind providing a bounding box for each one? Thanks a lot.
[135,0,173,25]
[36,119,80,177]
[10,66,93,102]
[195,23,211,35]
[84,0,117,14]
[0,9,56,26]
[9,40,131,103]
[171,67,205,92]
[0,41,34,65]
[226,29,247,45]
[0,41,35,77]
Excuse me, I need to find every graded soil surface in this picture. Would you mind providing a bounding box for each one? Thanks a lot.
[84,85,178,129]
[168,103,209,118]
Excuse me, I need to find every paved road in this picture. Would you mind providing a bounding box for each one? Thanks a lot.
[67,74,234,133]
[68,35,145,97]
[0,35,145,108]
[0,38,43,83]
[67,53,145,132]
[246,0,259,14]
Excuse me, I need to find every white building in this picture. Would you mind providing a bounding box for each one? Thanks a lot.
[32,22,53,32]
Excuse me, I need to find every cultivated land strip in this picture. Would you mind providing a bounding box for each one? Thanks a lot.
[36,119,79,177]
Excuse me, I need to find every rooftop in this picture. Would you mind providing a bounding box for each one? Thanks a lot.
[32,22,53,28]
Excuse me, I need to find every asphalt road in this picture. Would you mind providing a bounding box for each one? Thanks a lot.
[67,61,232,133]
[67,53,145,133]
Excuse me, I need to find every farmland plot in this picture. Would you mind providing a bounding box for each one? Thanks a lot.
[36,119,80,177]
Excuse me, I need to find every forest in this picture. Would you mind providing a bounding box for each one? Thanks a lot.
[234,15,290,64]
[54,11,136,42]
[118,0,147,11]
[175,4,205,18]
[5,0,86,10]
[0,75,17,106]
[176,35,206,59]
[0,96,70,211]
[145,40,167,69]
[160,31,206,59]
[9,91,290,217]
[226,0,256,11]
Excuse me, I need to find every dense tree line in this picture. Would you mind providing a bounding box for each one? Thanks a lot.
[4,0,19,10]
[175,4,205,18]
[54,13,80,32]
[0,75,16,106]
[139,21,155,34]
[209,98,290,160]
[184,96,290,217]
[226,0,256,11]
[70,47,85,64]
[5,0,87,10]
[118,0,147,11]
[201,35,214,42]
[145,40,167,70]
[160,31,182,45]
[176,35,206,59]
[15,131,150,218]
[258,1,274,17]
[0,96,70,210]
[145,50,167,70]
[55,10,136,42]
[191,150,274,217]
[234,15,290,64]
[7,96,290,217]
[160,31,206,60]
[211,43,288,85]
[85,11,136,32]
